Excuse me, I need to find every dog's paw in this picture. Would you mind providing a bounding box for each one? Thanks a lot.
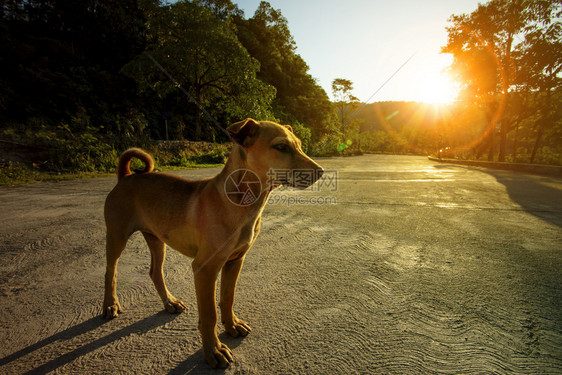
[203,341,233,369]
[164,297,187,314]
[102,303,122,319]
[224,318,252,338]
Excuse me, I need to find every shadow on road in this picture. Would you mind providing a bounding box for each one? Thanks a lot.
[484,169,562,228]
[0,311,178,374]
[434,163,562,228]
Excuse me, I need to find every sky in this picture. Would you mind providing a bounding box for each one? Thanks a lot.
[234,0,483,103]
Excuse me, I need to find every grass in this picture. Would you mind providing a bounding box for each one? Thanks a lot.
[0,160,225,185]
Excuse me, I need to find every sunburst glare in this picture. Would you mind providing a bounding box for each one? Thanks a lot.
[415,70,459,104]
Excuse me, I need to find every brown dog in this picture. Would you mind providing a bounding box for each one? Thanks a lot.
[103,118,323,368]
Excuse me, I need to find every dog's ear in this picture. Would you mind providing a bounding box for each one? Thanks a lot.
[284,125,293,133]
[227,118,260,147]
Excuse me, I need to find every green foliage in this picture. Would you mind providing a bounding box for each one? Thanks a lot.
[290,122,312,153]
[193,148,229,165]
[313,131,344,156]
[1,0,334,184]
[122,0,276,140]
[360,130,394,153]
[48,129,116,173]
[150,141,230,168]
[0,0,145,126]
[0,161,41,185]
[1,0,333,176]
[234,2,337,142]
[332,80,360,129]
[2,125,116,174]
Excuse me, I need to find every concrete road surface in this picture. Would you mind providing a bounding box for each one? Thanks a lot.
[0,155,561,374]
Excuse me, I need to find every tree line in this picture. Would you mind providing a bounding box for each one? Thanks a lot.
[1,0,338,173]
[0,0,560,176]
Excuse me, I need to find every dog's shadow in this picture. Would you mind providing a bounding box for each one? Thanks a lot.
[1,311,250,374]
[0,311,179,374]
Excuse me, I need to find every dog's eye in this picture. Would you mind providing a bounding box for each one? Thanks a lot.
[273,144,289,152]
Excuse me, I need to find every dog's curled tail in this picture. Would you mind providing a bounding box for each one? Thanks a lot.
[117,148,154,181]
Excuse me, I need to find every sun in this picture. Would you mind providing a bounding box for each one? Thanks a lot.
[415,71,459,104]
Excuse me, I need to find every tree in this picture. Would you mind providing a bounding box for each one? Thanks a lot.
[443,0,525,161]
[332,78,360,128]
[234,1,336,143]
[515,1,562,163]
[331,78,362,153]
[443,0,562,162]
[123,0,275,140]
[0,0,146,126]
[195,0,243,20]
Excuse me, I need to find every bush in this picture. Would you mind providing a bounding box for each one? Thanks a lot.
[192,148,228,164]
[0,117,233,184]
[150,141,230,168]
[534,146,561,165]
[0,160,40,184]
[44,125,118,173]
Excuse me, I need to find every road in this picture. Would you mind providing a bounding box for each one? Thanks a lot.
[0,155,561,374]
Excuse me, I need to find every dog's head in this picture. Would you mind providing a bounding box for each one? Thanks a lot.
[227,118,324,190]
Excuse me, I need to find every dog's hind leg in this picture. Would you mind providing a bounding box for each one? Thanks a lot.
[103,232,128,319]
[142,232,187,314]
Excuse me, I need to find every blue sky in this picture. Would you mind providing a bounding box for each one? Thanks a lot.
[234,0,483,103]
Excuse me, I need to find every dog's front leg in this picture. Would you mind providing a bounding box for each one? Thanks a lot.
[192,260,233,369]
[220,256,252,337]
